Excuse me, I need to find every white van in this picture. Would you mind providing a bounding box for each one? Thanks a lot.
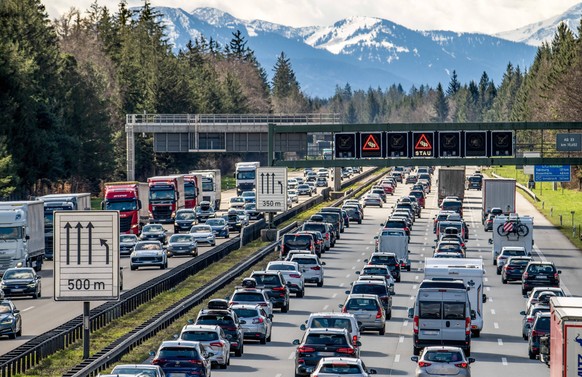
[409,287,472,356]
[376,228,410,271]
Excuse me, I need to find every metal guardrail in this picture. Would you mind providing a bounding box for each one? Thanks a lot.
[126,113,341,125]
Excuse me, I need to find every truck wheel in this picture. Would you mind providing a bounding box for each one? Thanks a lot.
[496,268,501,275]
[413,346,421,356]
[471,330,480,338]
[502,277,507,284]
[379,326,386,335]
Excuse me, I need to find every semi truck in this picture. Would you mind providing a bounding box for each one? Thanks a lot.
[481,178,516,223]
[424,257,486,337]
[183,174,200,209]
[191,170,221,210]
[235,162,260,195]
[437,167,466,205]
[102,182,149,234]
[0,201,45,273]
[147,175,185,223]
[39,193,91,260]
[489,214,534,264]
[549,296,582,376]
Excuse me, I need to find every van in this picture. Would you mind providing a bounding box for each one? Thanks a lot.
[409,287,472,356]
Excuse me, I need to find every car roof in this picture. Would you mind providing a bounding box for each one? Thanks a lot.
[309,312,357,319]
[422,345,466,353]
[318,357,362,364]
[371,251,396,256]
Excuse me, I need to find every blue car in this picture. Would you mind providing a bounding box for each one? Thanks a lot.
[205,218,230,238]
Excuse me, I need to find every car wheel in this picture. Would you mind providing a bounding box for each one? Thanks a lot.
[379,326,385,335]
[386,310,392,320]
[212,242,216,246]
[219,362,227,369]
[226,234,229,238]
[281,303,289,313]
[522,288,527,296]
[407,266,411,272]
[523,333,528,340]
[160,263,166,270]
[296,289,304,298]
[502,277,507,284]
[496,268,501,275]
[413,346,421,356]
[465,347,471,357]
[16,325,21,337]
[260,336,267,345]
[317,280,324,287]
[472,329,481,338]
[130,265,137,271]
[267,332,272,342]
[396,276,401,283]
[235,347,243,357]
[493,259,497,265]
[8,331,16,340]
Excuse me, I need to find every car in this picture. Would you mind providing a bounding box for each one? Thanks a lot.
[496,246,527,274]
[370,188,387,202]
[229,196,245,209]
[433,251,465,259]
[483,213,496,231]
[342,205,362,224]
[524,287,565,310]
[241,191,256,203]
[340,294,386,334]
[297,184,313,196]
[391,171,403,183]
[307,181,318,194]
[300,221,334,250]
[521,261,561,295]
[243,202,263,220]
[436,234,466,251]
[297,230,324,257]
[250,271,291,312]
[409,190,426,208]
[195,201,216,223]
[411,346,475,377]
[0,300,22,339]
[440,199,463,217]
[266,261,305,297]
[288,178,299,189]
[466,175,482,190]
[109,364,165,377]
[139,223,167,244]
[406,174,418,184]
[316,177,328,187]
[151,340,212,376]
[301,312,362,350]
[130,241,167,270]
[195,299,245,357]
[289,254,325,287]
[293,328,359,376]
[228,281,274,317]
[119,234,139,256]
[0,267,42,299]
[317,168,330,178]
[344,200,364,218]
[433,210,457,233]
[206,218,230,238]
[312,357,377,377]
[279,233,315,259]
[230,304,273,344]
[224,208,244,232]
[173,208,198,233]
[383,218,411,238]
[306,171,318,182]
[177,324,231,369]
[520,304,550,340]
[189,224,217,246]
[379,180,395,195]
[528,312,551,359]
[433,241,465,258]
[365,252,401,282]
[358,266,395,294]
[166,233,198,257]
[362,194,383,208]
[501,256,533,283]
[346,280,392,319]
[288,189,299,203]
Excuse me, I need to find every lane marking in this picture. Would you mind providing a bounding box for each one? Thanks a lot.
[288,352,295,360]
[498,338,503,346]
[410,295,415,300]
[494,322,499,329]
[394,354,401,363]
[351,266,356,270]
[346,274,351,278]
[332,293,338,298]
[323,305,329,310]
[357,259,361,263]
[403,320,409,327]
[501,357,508,366]
[412,285,417,290]
[339,283,345,287]
[21,306,35,312]
[366,246,371,250]
[415,275,419,280]
[361,252,366,256]
[484,277,488,282]
[399,336,404,343]
[491,309,496,315]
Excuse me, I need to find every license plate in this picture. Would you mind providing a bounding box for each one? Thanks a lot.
[318,352,335,357]
[536,276,548,279]
[10,288,24,292]
[423,330,439,335]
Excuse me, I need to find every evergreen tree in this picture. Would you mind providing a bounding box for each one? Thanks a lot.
[271,52,306,112]
[447,70,461,96]
[432,83,449,122]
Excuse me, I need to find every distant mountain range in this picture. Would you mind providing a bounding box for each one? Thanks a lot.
[148,4,581,97]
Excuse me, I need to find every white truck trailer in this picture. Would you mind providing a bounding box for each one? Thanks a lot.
[481,178,516,223]
[376,228,410,271]
[423,257,486,337]
[0,201,45,272]
[191,169,222,210]
[549,297,582,377]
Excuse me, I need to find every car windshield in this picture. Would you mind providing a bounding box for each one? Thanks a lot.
[528,264,556,274]
[232,292,265,302]
[345,298,377,311]
[232,308,259,318]
[176,211,196,220]
[291,257,317,265]
[197,315,234,326]
[302,223,325,232]
[352,284,386,295]
[136,243,161,251]
[305,333,348,346]
[268,264,297,271]
[244,204,256,210]
[502,249,525,256]
[509,259,531,266]
[3,270,34,279]
[252,274,281,286]
[120,235,137,242]
[442,201,462,211]
[206,219,225,226]
[424,350,464,363]
[170,235,193,243]
[535,316,551,331]
[242,192,255,198]
[143,225,163,232]
[191,226,211,233]
[310,318,352,331]
[231,197,244,203]
[370,255,396,264]
[158,347,199,359]
[362,267,388,275]
[284,235,311,246]
[181,331,219,341]
[112,367,158,376]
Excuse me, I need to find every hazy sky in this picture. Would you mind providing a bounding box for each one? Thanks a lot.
[44,0,581,34]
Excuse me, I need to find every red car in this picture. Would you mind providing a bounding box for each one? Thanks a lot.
[409,190,425,208]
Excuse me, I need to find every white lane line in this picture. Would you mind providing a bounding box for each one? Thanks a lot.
[491,309,496,315]
[420,253,424,257]
[484,277,488,282]
[339,283,345,287]
[477,244,481,247]
[275,374,282,377]
[357,259,361,263]
[498,338,503,346]
[351,266,356,270]
[346,274,351,278]
[361,252,366,256]
[486,287,491,291]
[323,305,329,310]
[288,352,295,360]
[410,295,415,300]
[399,336,404,343]
[366,246,371,250]
[394,354,401,363]
[21,306,34,312]
[412,285,417,290]
[494,322,499,329]
[489,297,493,302]
[415,275,419,280]
[332,293,338,298]
[403,320,409,327]
[501,357,508,366]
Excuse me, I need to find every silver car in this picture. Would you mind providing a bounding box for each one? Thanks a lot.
[119,234,138,256]
[228,287,273,317]
[266,261,305,297]
[130,241,167,270]
[166,233,198,257]
[341,294,385,335]
[177,324,230,369]
[230,304,273,344]
[411,346,475,377]
[289,254,325,287]
[109,364,165,376]
[189,224,216,246]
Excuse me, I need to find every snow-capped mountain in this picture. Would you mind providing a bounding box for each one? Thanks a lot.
[152,6,538,97]
[496,2,582,46]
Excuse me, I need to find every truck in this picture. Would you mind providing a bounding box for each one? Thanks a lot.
[489,214,534,264]
[0,201,45,273]
[102,182,149,234]
[322,148,333,160]
[191,169,221,210]
[424,257,486,337]
[437,167,466,205]
[235,162,260,195]
[147,175,185,223]
[376,228,410,271]
[39,193,91,260]
[183,174,201,209]
[481,178,516,223]
[549,296,582,376]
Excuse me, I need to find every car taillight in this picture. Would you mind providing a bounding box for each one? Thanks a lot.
[403,227,409,232]
[298,346,315,353]
[352,335,358,345]
[273,286,286,291]
[311,266,321,270]
[252,317,264,324]
[336,347,356,354]
[400,262,406,267]
[523,272,529,279]
[376,309,382,319]
[554,273,560,279]
[210,341,223,347]
[531,330,539,337]
[455,362,469,368]
[465,317,471,335]
[229,301,237,306]
[152,358,165,365]
[341,306,347,313]
[325,233,330,240]
[290,273,301,278]
[418,361,432,367]
[527,317,534,323]
[413,315,419,334]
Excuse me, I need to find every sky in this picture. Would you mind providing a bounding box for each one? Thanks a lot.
[44,0,581,34]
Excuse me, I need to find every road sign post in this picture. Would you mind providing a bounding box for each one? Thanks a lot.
[256,167,287,215]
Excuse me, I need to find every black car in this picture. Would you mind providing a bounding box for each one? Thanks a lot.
[466,175,482,190]
[195,300,245,357]
[522,261,561,295]
[0,268,41,299]
[139,224,167,244]
[243,203,263,220]
[174,209,198,233]
[528,312,550,359]
[250,271,290,312]
[119,234,138,256]
[152,340,212,376]
[293,328,358,376]
[366,252,401,282]
[280,233,315,259]
[342,205,362,224]
[0,300,22,339]
[195,201,216,223]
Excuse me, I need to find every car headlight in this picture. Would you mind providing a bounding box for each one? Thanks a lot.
[0,318,13,325]
[27,283,36,288]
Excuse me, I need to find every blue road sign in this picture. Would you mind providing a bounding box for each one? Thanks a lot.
[533,165,571,182]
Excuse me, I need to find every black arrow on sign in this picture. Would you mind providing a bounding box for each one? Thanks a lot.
[266,173,270,194]
[260,173,265,194]
[64,222,72,265]
[271,173,275,194]
[278,180,283,194]
[75,222,83,264]
[87,222,94,264]
[100,239,110,265]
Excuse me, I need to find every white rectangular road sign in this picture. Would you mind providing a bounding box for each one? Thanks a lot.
[54,211,120,301]
[255,167,287,212]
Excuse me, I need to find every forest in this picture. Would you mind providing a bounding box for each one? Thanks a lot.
[1,0,582,198]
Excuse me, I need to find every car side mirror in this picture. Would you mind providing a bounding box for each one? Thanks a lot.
[300,324,306,331]
[355,271,360,275]
[292,339,300,345]
[468,357,476,363]
[322,262,326,266]
[471,310,477,320]
[407,308,414,318]
[369,369,377,374]
[411,356,419,362]
[173,334,179,339]
[338,304,344,309]
[482,294,487,303]
[345,290,350,294]
[488,239,493,245]
[558,270,562,274]
[239,320,246,324]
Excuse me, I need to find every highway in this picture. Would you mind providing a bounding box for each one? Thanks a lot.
[0,168,366,355]
[204,168,578,377]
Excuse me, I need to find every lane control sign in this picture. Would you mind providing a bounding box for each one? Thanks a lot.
[256,167,287,212]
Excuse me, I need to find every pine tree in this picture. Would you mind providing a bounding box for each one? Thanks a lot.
[432,83,449,122]
[271,52,306,112]
[447,70,461,96]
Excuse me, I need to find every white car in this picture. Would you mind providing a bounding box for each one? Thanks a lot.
[312,357,377,376]
[130,241,167,270]
[229,196,246,209]
[288,178,298,189]
[189,224,216,246]
[177,324,231,369]
[266,261,305,297]
[289,254,325,287]
[288,189,299,203]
